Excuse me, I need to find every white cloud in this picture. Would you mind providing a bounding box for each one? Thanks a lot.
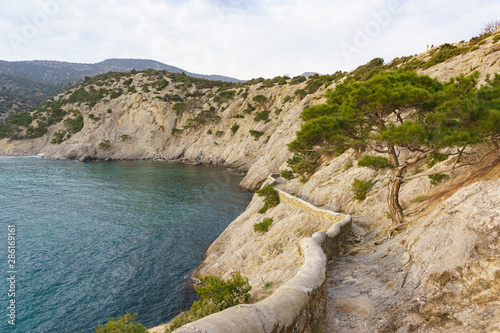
[0,0,499,79]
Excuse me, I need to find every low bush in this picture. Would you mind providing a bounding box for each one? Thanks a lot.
[280,169,295,180]
[167,272,251,332]
[256,184,280,214]
[286,154,318,175]
[290,75,307,85]
[243,103,256,114]
[358,155,393,170]
[99,140,111,150]
[230,123,239,134]
[428,173,450,185]
[352,179,374,201]
[95,313,147,333]
[253,111,271,123]
[51,130,68,144]
[254,217,273,232]
[249,130,264,140]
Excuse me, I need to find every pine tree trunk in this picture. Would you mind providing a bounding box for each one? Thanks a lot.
[388,168,405,224]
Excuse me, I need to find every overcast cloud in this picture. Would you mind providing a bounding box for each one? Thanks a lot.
[1,0,499,79]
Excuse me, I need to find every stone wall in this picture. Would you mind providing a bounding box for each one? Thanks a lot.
[172,176,352,333]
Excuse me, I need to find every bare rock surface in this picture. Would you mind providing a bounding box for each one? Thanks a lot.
[319,179,500,333]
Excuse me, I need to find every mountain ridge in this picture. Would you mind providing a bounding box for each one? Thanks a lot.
[0,58,243,118]
[0,58,243,85]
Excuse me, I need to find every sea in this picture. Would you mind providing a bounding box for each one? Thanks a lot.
[0,157,252,333]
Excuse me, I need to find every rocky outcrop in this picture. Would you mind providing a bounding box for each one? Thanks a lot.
[168,179,352,333]
[2,30,499,191]
[401,180,500,332]
[1,28,500,333]
[0,75,326,190]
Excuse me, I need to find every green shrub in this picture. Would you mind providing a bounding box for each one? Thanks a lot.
[286,154,317,175]
[256,184,280,214]
[290,75,307,85]
[215,131,224,136]
[172,128,183,134]
[173,102,188,111]
[413,195,428,203]
[427,153,448,168]
[243,103,256,114]
[493,34,500,44]
[358,155,393,170]
[423,43,466,68]
[352,179,374,201]
[254,217,273,232]
[280,169,295,180]
[344,159,353,171]
[110,89,123,99]
[7,112,32,127]
[249,130,264,140]
[253,111,271,123]
[26,124,48,138]
[283,95,294,103]
[207,129,212,135]
[120,134,130,142]
[95,313,147,333]
[51,130,67,144]
[428,173,450,185]
[252,95,267,107]
[278,77,288,85]
[349,57,385,81]
[230,123,239,133]
[63,114,83,134]
[218,90,235,100]
[99,140,111,150]
[168,272,251,332]
[294,89,307,99]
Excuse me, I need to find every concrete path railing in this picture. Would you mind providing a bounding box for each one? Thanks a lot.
[173,175,351,333]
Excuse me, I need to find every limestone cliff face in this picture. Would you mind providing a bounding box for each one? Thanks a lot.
[1,30,499,192]
[0,73,327,190]
[1,30,500,332]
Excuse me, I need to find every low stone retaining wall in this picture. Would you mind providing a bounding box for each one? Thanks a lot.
[173,176,352,333]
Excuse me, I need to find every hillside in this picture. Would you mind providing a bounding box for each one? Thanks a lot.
[0,73,60,120]
[0,59,242,118]
[1,28,500,332]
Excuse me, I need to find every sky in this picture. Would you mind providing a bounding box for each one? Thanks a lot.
[1,0,499,80]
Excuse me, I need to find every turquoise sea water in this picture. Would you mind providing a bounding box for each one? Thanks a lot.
[0,157,252,333]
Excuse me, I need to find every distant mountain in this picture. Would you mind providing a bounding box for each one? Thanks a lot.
[0,59,242,118]
[300,72,320,78]
[0,74,60,119]
[0,59,242,85]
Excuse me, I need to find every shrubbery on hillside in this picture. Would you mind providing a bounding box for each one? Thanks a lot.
[167,272,251,332]
[288,70,500,224]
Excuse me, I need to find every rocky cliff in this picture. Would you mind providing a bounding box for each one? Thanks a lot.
[1,29,500,332]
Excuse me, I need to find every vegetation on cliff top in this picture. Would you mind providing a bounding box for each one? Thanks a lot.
[95,313,147,333]
[288,70,500,224]
[167,272,251,332]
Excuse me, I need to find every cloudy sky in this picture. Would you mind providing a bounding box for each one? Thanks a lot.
[1,0,499,79]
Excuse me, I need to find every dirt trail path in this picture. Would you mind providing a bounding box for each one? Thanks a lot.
[318,217,409,333]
